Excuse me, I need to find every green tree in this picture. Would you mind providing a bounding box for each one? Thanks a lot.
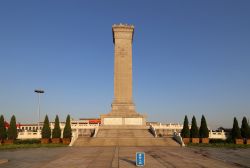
[181,115,190,138]
[241,116,250,139]
[63,115,72,139]
[231,117,242,140]
[7,115,17,140]
[52,115,61,138]
[199,115,209,138]
[190,116,199,138]
[41,115,51,139]
[0,115,7,141]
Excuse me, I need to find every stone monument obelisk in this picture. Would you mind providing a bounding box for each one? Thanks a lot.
[101,24,146,125]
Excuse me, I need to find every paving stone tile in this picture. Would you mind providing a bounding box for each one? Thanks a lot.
[0,147,249,168]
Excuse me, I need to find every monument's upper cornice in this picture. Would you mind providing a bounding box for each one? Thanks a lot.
[112,23,134,29]
[112,23,134,43]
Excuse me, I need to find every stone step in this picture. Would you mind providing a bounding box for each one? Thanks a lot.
[96,129,154,138]
[73,137,180,147]
[99,125,149,129]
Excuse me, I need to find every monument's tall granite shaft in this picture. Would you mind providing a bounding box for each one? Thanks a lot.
[112,24,134,111]
[101,24,146,125]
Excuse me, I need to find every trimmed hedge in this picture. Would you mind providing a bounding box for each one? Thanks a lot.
[209,139,227,144]
[8,115,17,140]
[14,139,41,144]
[181,115,190,138]
[63,115,72,139]
[52,115,61,138]
[199,115,209,138]
[190,116,199,138]
[0,115,7,140]
[42,115,51,139]
[231,117,242,141]
[241,116,250,139]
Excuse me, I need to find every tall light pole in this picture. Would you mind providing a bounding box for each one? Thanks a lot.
[34,89,44,131]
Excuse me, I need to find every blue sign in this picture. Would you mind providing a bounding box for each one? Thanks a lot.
[136,152,145,166]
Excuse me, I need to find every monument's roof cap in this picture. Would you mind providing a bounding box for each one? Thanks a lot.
[112,23,134,43]
[112,23,134,29]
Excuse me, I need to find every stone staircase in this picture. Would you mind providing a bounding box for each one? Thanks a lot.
[73,126,180,147]
[73,137,180,147]
[96,128,154,138]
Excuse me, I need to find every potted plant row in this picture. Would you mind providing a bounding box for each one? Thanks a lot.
[233,117,243,144]
[181,115,190,144]
[41,115,51,144]
[190,116,199,143]
[241,117,250,144]
[231,117,250,145]
[41,115,72,145]
[181,115,209,144]
[62,115,72,145]
[199,115,209,144]
[0,115,17,144]
[51,115,61,144]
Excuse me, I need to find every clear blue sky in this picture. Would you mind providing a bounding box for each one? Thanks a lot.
[0,1,249,129]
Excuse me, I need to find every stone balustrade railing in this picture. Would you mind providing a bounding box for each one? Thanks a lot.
[149,124,157,137]
[209,130,228,140]
[69,131,78,146]
[173,132,185,147]
[150,123,186,130]
[18,130,41,139]
[18,123,100,142]
[93,127,99,137]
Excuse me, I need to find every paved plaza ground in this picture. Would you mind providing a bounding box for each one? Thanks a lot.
[0,146,250,168]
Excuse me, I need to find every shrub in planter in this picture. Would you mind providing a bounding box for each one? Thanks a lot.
[235,139,244,144]
[41,115,51,144]
[181,115,190,144]
[52,115,61,143]
[231,117,242,144]
[62,138,71,145]
[245,116,250,144]
[182,138,190,144]
[190,116,199,143]
[7,115,17,144]
[63,115,72,145]
[0,115,7,143]
[201,138,209,143]
[192,138,200,143]
[241,116,250,144]
[41,138,50,144]
[199,115,209,143]
[4,139,14,144]
[51,138,61,144]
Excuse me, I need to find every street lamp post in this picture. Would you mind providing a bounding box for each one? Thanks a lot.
[34,89,44,131]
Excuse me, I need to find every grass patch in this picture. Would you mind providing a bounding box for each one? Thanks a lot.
[0,143,68,150]
[187,143,250,148]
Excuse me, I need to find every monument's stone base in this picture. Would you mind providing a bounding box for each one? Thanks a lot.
[100,113,146,126]
[102,117,144,125]
[101,102,146,126]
